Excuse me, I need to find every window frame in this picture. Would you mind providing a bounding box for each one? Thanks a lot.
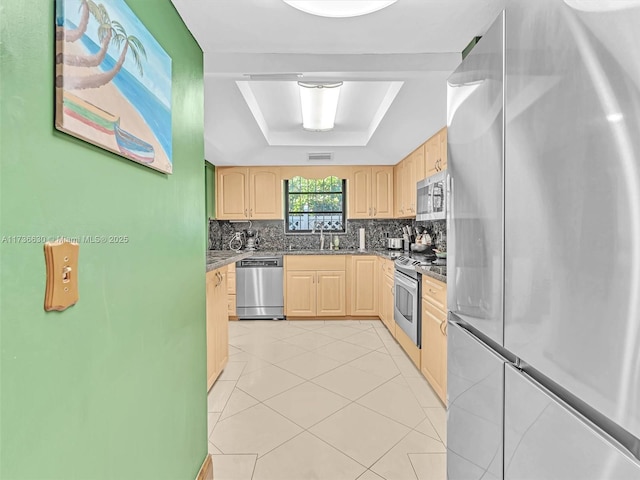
[284,177,347,234]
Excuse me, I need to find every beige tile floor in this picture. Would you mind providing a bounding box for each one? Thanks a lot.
[208,319,446,480]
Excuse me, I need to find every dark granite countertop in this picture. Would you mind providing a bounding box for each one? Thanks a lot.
[416,265,447,283]
[206,251,252,272]
[207,248,446,280]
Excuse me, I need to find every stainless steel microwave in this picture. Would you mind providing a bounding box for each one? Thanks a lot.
[416,170,447,221]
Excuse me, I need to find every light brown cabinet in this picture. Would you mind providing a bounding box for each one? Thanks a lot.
[217,167,282,220]
[349,256,378,316]
[206,266,229,390]
[421,275,447,405]
[227,261,236,317]
[317,271,347,316]
[378,258,395,335]
[394,145,425,217]
[393,162,405,217]
[425,127,447,177]
[285,270,316,316]
[348,167,394,219]
[285,256,346,317]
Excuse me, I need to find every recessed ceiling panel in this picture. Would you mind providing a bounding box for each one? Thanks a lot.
[236,80,403,146]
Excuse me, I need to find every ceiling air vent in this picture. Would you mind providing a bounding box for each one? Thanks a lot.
[307,152,333,162]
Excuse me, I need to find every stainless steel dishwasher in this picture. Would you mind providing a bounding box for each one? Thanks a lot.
[236,256,284,320]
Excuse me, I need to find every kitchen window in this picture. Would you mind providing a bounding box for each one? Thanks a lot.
[285,176,346,233]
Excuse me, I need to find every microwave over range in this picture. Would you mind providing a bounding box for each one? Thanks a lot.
[416,170,447,221]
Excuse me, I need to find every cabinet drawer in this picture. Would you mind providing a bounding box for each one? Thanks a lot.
[380,258,395,277]
[422,275,446,311]
[423,297,446,323]
[286,255,346,271]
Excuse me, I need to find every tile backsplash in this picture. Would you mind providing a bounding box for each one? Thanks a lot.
[209,218,447,251]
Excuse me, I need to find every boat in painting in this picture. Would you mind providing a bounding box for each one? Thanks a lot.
[62,91,119,134]
[114,124,155,164]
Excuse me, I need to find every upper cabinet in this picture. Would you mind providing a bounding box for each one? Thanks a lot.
[348,166,394,219]
[217,167,282,220]
[425,127,447,177]
[394,144,425,218]
[249,168,283,219]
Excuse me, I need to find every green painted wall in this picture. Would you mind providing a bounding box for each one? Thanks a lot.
[0,1,206,478]
[205,162,216,221]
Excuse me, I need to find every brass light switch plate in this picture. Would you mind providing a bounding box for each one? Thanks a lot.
[44,239,79,311]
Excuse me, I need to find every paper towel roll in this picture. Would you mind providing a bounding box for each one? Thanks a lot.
[359,228,365,251]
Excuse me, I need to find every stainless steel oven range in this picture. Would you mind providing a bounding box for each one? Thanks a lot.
[393,256,424,347]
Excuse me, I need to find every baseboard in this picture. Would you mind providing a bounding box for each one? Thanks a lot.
[286,316,382,321]
[195,454,213,480]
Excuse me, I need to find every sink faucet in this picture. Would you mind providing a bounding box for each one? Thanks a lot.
[312,221,325,250]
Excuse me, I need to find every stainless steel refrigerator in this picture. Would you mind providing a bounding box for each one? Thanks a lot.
[447,2,640,478]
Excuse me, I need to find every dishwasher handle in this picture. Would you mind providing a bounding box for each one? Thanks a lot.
[237,256,283,268]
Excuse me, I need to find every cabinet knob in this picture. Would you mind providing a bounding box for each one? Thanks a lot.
[244,209,248,217]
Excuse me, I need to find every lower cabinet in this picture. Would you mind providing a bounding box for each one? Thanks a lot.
[206,266,229,390]
[227,261,236,317]
[349,256,378,316]
[421,276,447,405]
[284,256,347,317]
[285,270,317,316]
[378,258,395,335]
[317,271,347,316]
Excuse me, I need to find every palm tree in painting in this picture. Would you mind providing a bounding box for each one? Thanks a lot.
[61,20,147,90]
[63,3,114,67]
[64,0,99,42]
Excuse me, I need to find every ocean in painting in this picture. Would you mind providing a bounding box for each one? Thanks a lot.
[72,23,172,160]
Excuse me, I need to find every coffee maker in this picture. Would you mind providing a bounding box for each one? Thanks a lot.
[243,229,259,251]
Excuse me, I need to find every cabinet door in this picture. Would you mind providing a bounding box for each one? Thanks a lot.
[285,270,316,316]
[350,256,378,316]
[394,162,404,217]
[371,166,394,218]
[438,127,447,170]
[403,156,417,214]
[217,167,248,219]
[215,269,229,375]
[348,167,371,218]
[206,271,218,391]
[421,300,446,404]
[317,271,346,316]
[227,262,236,295]
[249,167,282,219]
[383,273,395,336]
[414,145,426,183]
[425,136,440,177]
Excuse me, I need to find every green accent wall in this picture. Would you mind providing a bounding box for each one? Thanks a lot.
[0,1,206,478]
[205,162,216,221]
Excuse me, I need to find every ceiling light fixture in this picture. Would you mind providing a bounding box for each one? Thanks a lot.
[283,1,397,18]
[298,82,343,131]
[243,73,303,80]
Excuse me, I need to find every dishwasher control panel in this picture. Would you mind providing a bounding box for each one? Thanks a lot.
[237,256,283,268]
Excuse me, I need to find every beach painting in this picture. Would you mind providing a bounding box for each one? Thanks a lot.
[55,0,172,174]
